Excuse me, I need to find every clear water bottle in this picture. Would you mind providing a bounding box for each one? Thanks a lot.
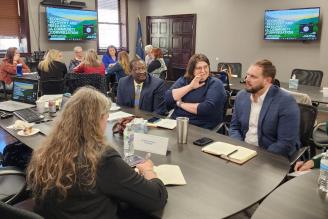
[318,152,328,192]
[123,123,134,158]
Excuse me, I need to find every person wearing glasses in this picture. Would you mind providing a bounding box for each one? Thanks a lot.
[117,58,167,115]
[27,87,168,219]
[164,54,226,129]
[68,46,84,73]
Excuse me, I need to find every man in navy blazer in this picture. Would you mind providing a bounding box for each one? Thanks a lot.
[229,59,300,158]
[117,58,166,115]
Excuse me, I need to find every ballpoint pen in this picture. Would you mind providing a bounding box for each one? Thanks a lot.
[226,149,238,157]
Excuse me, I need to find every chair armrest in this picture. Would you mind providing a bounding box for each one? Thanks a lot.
[0,166,26,176]
[289,146,309,166]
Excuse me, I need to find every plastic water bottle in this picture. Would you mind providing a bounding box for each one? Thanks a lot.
[318,152,328,192]
[123,123,134,158]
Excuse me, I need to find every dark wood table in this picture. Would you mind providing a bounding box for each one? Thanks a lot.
[0,107,290,219]
[230,77,328,104]
[252,170,328,219]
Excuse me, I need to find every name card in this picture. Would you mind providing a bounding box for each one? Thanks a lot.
[134,133,169,155]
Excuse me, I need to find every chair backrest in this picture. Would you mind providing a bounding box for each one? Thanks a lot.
[218,63,242,78]
[273,79,280,87]
[159,70,167,80]
[64,73,107,94]
[298,103,318,147]
[40,79,65,95]
[291,68,323,87]
[213,71,231,93]
[0,201,44,219]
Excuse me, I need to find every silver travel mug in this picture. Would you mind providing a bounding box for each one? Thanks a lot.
[176,117,189,144]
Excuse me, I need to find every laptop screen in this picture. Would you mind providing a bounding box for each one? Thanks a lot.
[12,78,38,104]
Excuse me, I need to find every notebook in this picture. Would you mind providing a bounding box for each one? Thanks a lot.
[154,165,186,185]
[202,142,257,164]
[0,78,38,112]
[147,118,177,130]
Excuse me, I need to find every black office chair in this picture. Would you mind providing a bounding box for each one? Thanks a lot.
[0,201,44,219]
[0,166,26,205]
[212,90,231,135]
[0,80,11,100]
[40,79,65,95]
[291,69,323,87]
[64,73,107,94]
[218,62,242,78]
[312,122,328,152]
[290,103,318,166]
[159,70,167,80]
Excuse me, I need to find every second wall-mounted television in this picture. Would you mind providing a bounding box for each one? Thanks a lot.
[264,7,320,41]
[46,7,97,41]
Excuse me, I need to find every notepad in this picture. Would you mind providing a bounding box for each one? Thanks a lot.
[202,142,257,164]
[147,118,177,129]
[154,165,186,185]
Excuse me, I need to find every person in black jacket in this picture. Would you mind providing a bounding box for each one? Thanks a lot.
[27,87,168,219]
[38,49,67,81]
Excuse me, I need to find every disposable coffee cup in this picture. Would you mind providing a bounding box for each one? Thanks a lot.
[323,87,328,97]
[176,117,189,144]
[36,101,45,113]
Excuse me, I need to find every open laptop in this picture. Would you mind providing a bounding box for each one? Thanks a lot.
[0,77,38,112]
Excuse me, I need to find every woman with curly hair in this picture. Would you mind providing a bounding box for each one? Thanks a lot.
[27,87,167,219]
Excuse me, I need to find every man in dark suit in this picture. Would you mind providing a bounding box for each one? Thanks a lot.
[117,58,166,115]
[229,59,300,158]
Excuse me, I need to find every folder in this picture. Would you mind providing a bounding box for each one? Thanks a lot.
[202,142,257,164]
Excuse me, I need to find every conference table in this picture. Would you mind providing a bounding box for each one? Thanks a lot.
[0,107,290,219]
[252,170,328,219]
[230,77,328,104]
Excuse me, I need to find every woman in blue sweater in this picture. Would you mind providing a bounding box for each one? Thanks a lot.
[165,54,226,129]
[102,45,118,70]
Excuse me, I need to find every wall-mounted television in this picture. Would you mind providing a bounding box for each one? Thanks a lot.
[46,7,97,41]
[264,7,320,41]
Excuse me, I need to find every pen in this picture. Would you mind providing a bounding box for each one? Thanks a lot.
[226,149,238,157]
[145,153,151,160]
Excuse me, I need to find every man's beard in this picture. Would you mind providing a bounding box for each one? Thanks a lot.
[246,84,264,94]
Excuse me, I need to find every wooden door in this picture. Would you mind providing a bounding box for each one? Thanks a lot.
[147,14,196,80]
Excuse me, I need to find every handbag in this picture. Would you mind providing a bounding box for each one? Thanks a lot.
[112,116,135,135]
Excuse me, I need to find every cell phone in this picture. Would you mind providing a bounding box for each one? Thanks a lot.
[147,117,161,123]
[125,154,145,167]
[193,137,214,146]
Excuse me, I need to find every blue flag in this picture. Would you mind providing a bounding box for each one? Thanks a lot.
[136,17,145,60]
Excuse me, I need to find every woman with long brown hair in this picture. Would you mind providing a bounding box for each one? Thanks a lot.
[0,47,30,89]
[27,87,167,219]
[73,49,105,75]
[164,54,226,129]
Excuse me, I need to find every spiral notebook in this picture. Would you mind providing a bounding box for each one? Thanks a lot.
[202,142,257,164]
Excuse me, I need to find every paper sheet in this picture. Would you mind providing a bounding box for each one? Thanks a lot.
[156,119,177,129]
[108,111,133,122]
